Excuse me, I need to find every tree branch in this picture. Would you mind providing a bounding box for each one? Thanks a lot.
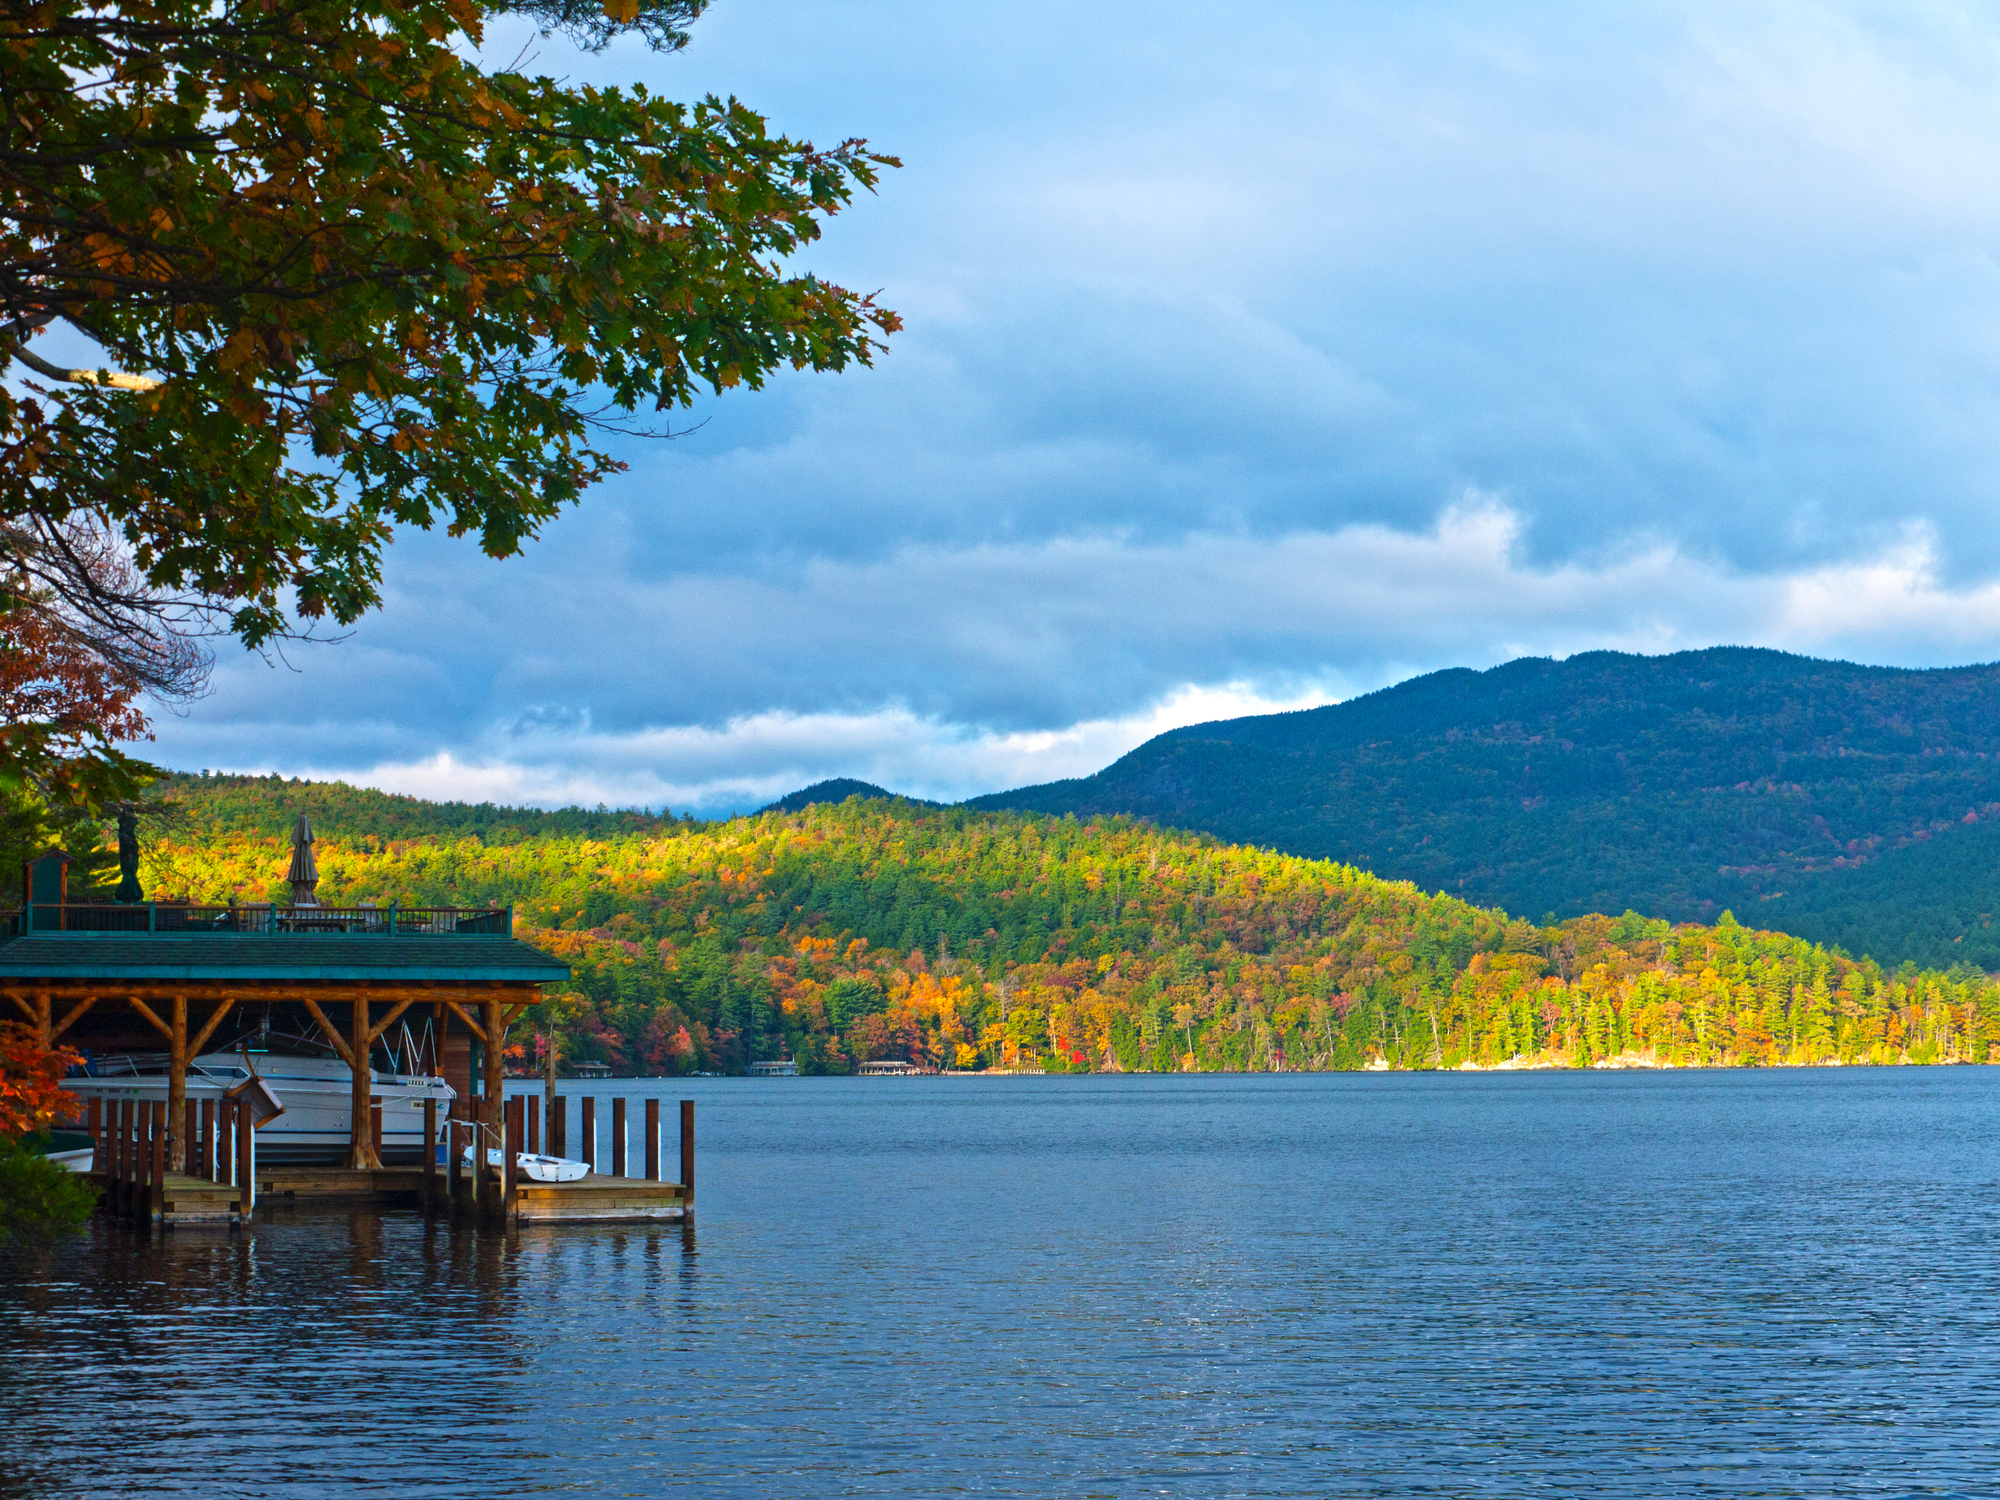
[11,343,160,392]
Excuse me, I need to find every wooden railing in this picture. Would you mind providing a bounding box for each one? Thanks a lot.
[2,903,512,937]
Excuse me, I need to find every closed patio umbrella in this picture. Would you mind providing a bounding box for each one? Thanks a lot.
[287,812,319,906]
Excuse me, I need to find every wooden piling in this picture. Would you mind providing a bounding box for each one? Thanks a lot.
[551,1094,564,1158]
[680,1099,694,1205]
[167,995,188,1172]
[198,1098,214,1182]
[86,1097,101,1174]
[527,1094,540,1155]
[503,1094,521,1221]
[422,1099,437,1210]
[113,1099,129,1210]
[644,1098,660,1181]
[184,1098,198,1180]
[446,1109,463,1211]
[581,1097,596,1172]
[235,1099,254,1215]
[612,1098,627,1178]
[370,1095,384,1160]
[149,1100,165,1215]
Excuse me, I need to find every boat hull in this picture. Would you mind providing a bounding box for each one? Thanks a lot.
[63,1051,455,1167]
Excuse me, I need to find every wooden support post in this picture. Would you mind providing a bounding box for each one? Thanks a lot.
[167,995,188,1172]
[482,995,505,1120]
[199,1099,214,1182]
[236,1100,255,1216]
[347,994,382,1169]
[86,1097,101,1176]
[527,1094,539,1156]
[581,1097,596,1172]
[612,1098,626,1178]
[543,1026,557,1152]
[148,1100,165,1215]
[213,1099,228,1189]
[112,1099,128,1208]
[370,1096,384,1162]
[446,1110,463,1210]
[34,989,50,1052]
[183,1097,198,1179]
[423,1099,437,1210]
[644,1098,660,1181]
[680,1099,694,1204]
[553,1095,566,1158]
[503,1094,521,1221]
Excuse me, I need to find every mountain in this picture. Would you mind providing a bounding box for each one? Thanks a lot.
[135,782,1999,1075]
[970,647,2000,967]
[759,778,924,814]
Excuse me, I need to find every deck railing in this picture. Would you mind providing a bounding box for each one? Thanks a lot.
[0,903,512,938]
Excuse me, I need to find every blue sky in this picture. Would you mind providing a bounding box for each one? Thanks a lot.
[148,1,2000,811]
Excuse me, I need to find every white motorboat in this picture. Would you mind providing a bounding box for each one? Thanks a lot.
[64,1044,455,1166]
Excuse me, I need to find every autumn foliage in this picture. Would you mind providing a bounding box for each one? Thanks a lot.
[133,779,2000,1077]
[0,1023,81,1141]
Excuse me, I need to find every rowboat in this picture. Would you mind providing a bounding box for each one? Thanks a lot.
[461,1145,591,1182]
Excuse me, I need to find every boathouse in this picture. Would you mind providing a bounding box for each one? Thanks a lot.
[0,849,568,1173]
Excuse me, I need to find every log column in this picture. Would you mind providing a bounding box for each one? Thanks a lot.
[347,992,383,1170]
[34,989,50,1052]
[167,995,188,1172]
[482,993,504,1125]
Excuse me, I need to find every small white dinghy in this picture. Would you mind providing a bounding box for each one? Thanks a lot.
[461,1146,591,1182]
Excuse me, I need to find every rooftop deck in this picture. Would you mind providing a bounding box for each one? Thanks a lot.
[0,905,567,983]
[4,903,511,937]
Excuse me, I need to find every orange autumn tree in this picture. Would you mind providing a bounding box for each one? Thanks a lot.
[0,1021,95,1242]
[0,1022,80,1140]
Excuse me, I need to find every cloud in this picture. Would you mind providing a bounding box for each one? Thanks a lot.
[155,503,2000,813]
[141,3,2000,808]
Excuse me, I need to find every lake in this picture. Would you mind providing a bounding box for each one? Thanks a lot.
[4,1069,1998,1497]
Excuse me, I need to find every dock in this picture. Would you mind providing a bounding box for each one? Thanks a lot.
[82,1090,693,1229]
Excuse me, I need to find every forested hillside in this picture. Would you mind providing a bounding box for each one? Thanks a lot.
[131,777,2000,1077]
[972,647,2000,967]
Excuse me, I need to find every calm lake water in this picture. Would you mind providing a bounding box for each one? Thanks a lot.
[4,1069,1999,1498]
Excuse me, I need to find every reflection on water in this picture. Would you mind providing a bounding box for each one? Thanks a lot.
[5,1070,2000,1498]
